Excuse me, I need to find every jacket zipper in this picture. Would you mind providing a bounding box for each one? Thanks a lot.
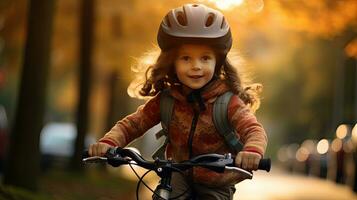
[188,109,199,158]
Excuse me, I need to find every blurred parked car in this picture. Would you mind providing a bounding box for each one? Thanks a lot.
[40,122,95,170]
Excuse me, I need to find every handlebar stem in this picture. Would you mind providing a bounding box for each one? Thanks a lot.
[153,158,173,200]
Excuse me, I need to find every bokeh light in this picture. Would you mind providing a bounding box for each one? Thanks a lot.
[316,139,329,154]
[277,145,288,162]
[296,147,309,162]
[287,143,300,159]
[301,140,315,153]
[336,124,348,139]
[331,138,343,152]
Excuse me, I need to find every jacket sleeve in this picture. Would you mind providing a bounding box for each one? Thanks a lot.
[227,95,268,157]
[99,93,161,147]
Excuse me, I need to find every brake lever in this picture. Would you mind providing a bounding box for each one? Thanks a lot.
[188,154,234,173]
[189,153,225,163]
[82,156,108,164]
[224,166,253,179]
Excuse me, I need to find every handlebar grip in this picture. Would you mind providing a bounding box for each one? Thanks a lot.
[82,147,118,159]
[258,158,271,172]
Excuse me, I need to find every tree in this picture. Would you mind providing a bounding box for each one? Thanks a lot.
[3,0,55,191]
[70,0,95,171]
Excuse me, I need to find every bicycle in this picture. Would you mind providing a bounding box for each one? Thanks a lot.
[82,147,271,200]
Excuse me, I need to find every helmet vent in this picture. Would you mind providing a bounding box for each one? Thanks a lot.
[205,13,215,27]
[220,17,226,29]
[176,11,187,26]
[192,4,199,7]
[164,15,171,27]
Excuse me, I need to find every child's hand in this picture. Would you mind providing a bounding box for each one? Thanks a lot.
[88,142,112,156]
[235,151,262,171]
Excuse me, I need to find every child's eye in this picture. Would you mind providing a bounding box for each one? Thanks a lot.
[180,56,190,61]
[201,56,211,61]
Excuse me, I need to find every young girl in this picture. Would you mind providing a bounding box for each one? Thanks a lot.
[89,4,267,199]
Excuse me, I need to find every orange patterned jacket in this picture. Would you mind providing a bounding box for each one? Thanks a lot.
[99,79,268,186]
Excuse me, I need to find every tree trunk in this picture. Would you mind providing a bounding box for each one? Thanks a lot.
[3,0,55,191]
[70,0,95,171]
[355,59,357,122]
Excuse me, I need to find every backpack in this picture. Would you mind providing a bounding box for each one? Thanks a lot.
[152,89,243,159]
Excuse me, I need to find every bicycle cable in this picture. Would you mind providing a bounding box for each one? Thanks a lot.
[128,163,191,200]
[136,167,153,200]
[127,163,154,200]
[166,166,191,200]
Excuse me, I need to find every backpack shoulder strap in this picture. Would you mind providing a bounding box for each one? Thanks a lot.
[159,89,174,135]
[213,91,243,152]
[152,89,174,159]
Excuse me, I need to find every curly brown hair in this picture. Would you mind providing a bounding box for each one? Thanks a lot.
[128,47,262,111]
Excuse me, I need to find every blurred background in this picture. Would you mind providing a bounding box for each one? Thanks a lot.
[0,0,357,199]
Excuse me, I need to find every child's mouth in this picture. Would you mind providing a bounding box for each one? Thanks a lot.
[188,75,203,79]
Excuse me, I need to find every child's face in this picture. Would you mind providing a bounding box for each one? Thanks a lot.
[174,44,216,90]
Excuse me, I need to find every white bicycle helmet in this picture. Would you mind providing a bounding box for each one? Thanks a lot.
[157,4,232,53]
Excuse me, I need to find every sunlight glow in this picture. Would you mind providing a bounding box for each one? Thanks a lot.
[345,38,357,58]
[201,0,264,12]
[205,0,244,10]
[316,139,329,154]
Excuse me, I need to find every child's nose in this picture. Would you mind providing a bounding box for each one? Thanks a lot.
[192,59,202,70]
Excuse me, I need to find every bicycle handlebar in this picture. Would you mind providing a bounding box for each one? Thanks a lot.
[83,147,271,173]
[83,148,271,200]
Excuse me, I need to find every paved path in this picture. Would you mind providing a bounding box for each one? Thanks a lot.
[121,165,357,200]
[235,168,357,200]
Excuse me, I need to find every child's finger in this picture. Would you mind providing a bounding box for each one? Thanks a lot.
[90,144,96,156]
[88,144,93,156]
[242,157,248,169]
[247,157,254,170]
[253,158,260,170]
[237,151,262,170]
[93,143,99,156]
[100,144,109,155]
[235,152,243,167]
[94,143,102,156]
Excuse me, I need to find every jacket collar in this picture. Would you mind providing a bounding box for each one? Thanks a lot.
[169,79,230,103]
